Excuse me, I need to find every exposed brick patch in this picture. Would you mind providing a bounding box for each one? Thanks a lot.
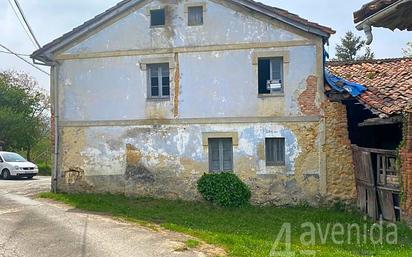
[298,75,321,115]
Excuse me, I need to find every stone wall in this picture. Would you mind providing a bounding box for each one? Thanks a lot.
[401,112,412,217]
[322,99,357,203]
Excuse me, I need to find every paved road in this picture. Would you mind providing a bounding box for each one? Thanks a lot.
[0,177,210,257]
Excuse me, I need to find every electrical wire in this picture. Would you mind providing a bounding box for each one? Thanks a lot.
[0,43,50,76]
[13,0,41,49]
[0,50,31,57]
[7,0,39,49]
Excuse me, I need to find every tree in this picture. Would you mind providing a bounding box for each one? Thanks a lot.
[0,71,49,161]
[359,46,375,60]
[334,31,375,61]
[402,42,412,57]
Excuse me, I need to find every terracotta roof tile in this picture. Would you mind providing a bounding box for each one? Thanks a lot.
[327,58,412,115]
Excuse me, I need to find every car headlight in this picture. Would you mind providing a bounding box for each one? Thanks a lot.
[14,166,20,170]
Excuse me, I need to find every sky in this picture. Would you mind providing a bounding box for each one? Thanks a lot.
[0,0,410,92]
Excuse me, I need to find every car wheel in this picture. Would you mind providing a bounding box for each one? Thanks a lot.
[1,169,11,180]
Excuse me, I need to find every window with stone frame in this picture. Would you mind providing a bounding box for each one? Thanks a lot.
[150,8,165,26]
[188,6,203,26]
[208,138,233,172]
[258,57,284,94]
[265,137,285,166]
[147,63,170,99]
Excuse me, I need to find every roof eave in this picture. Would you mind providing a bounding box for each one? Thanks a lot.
[354,0,411,44]
[232,0,335,37]
[32,0,335,63]
[31,0,142,63]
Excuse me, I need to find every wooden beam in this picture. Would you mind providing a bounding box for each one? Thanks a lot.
[358,116,403,127]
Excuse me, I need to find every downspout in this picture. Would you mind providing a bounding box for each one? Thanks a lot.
[355,0,411,45]
[51,63,60,193]
[319,40,328,196]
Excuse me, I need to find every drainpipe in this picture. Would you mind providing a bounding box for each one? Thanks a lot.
[356,0,411,45]
[51,63,60,193]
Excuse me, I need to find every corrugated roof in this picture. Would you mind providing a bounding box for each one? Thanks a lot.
[327,58,412,115]
[32,0,334,62]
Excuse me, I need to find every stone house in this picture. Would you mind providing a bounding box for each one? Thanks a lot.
[326,57,412,221]
[31,0,355,205]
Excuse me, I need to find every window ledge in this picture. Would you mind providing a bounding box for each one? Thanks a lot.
[147,97,170,102]
[266,164,286,167]
[258,93,284,98]
[150,25,166,29]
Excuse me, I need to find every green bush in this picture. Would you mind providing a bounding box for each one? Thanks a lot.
[197,172,251,207]
[37,163,52,176]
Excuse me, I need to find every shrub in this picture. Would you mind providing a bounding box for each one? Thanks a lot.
[197,172,251,207]
[37,162,52,176]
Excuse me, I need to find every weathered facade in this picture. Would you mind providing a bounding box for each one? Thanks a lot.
[32,0,354,205]
[327,58,412,221]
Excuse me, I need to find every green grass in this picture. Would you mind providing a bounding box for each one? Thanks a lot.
[185,239,201,249]
[39,192,412,257]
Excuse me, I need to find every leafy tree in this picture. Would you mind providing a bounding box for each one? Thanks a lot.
[334,31,375,61]
[0,71,49,161]
[402,42,412,57]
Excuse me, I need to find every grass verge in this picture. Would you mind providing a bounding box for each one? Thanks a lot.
[39,192,412,257]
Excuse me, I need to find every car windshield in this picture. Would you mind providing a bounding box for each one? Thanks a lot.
[2,153,27,162]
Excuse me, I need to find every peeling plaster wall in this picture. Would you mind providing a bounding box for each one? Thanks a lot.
[64,0,305,55]
[52,0,338,205]
[58,45,318,121]
[58,121,322,205]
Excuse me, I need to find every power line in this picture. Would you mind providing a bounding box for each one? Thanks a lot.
[0,44,49,76]
[7,0,38,49]
[13,0,41,49]
[0,50,31,57]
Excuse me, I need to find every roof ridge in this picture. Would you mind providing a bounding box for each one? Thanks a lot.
[327,57,412,66]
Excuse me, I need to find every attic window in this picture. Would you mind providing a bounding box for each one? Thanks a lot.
[258,57,283,94]
[150,9,165,27]
[188,6,203,26]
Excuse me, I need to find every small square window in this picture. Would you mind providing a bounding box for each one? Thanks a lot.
[265,138,285,166]
[150,9,165,27]
[147,63,170,99]
[188,6,203,26]
[258,57,283,94]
